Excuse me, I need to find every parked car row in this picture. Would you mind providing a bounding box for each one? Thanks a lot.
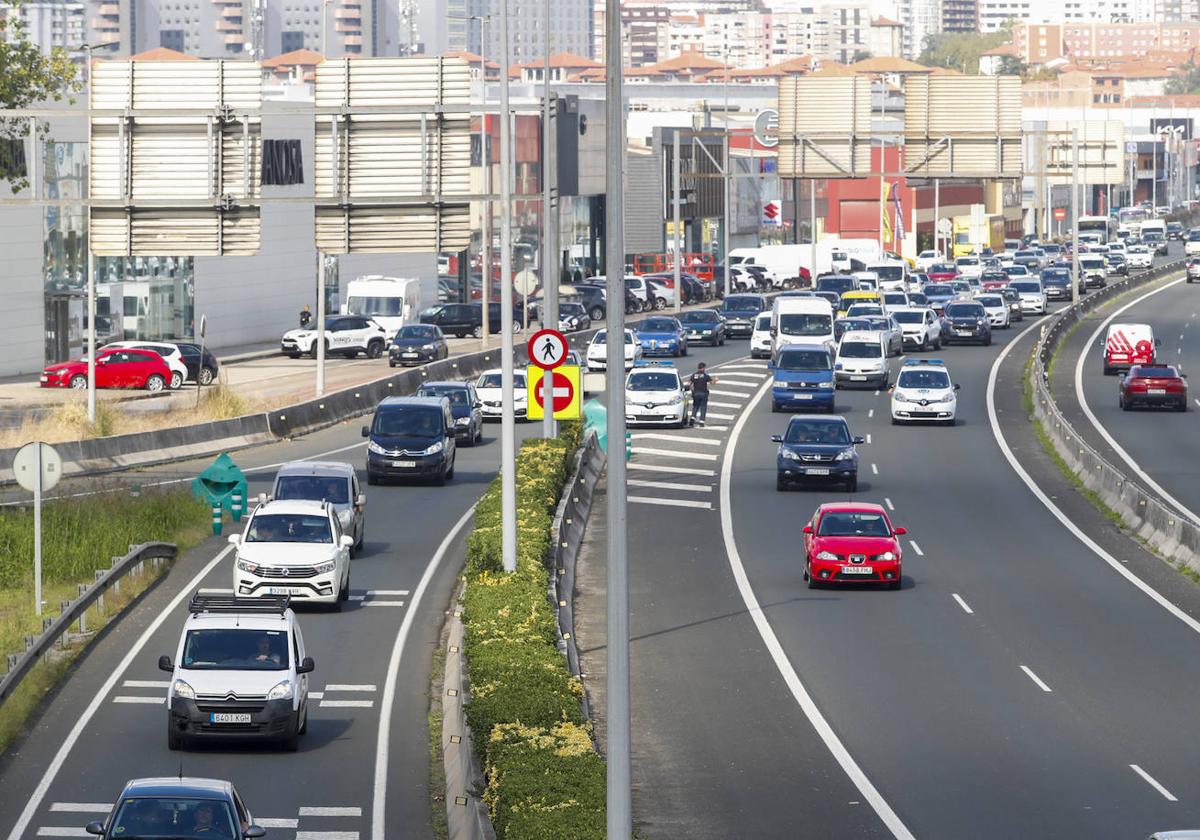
[40,341,220,392]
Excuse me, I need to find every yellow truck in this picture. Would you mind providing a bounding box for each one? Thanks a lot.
[952,212,1005,257]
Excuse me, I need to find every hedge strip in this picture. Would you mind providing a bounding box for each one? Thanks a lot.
[461,421,606,838]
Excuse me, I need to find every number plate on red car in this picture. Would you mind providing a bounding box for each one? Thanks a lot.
[840,566,873,575]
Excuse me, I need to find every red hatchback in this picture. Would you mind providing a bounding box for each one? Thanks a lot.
[40,348,171,392]
[926,263,959,284]
[1119,364,1188,411]
[803,502,906,590]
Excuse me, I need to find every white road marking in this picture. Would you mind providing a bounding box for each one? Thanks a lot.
[909,540,923,555]
[365,590,409,596]
[627,463,716,477]
[871,463,879,475]
[884,498,894,510]
[711,380,757,389]
[1020,665,1053,693]
[48,805,109,814]
[296,833,359,840]
[866,434,872,444]
[309,691,324,699]
[299,807,363,817]
[321,699,375,708]
[112,696,165,705]
[711,388,753,398]
[988,318,1200,643]
[632,434,723,447]
[874,390,880,397]
[35,829,90,837]
[372,506,476,840]
[631,447,720,461]
[868,409,875,418]
[324,684,377,692]
[705,412,736,420]
[952,594,974,615]
[719,375,916,840]
[121,680,168,689]
[361,601,406,607]
[628,479,713,493]
[629,496,713,510]
[257,819,300,828]
[708,401,743,409]
[1130,764,1178,802]
[717,373,766,383]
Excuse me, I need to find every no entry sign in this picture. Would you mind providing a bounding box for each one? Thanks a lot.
[526,365,582,420]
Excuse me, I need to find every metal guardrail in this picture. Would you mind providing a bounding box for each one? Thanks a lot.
[1028,256,1200,568]
[0,541,178,704]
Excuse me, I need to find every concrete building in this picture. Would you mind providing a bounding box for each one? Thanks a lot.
[702,11,770,67]
[481,0,590,65]
[869,16,903,57]
[0,0,86,54]
[769,11,830,61]
[1013,21,1200,65]
[898,0,938,59]
[826,1,871,63]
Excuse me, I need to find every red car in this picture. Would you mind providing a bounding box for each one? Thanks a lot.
[40,348,172,392]
[1119,364,1188,411]
[980,271,1009,291]
[802,502,906,590]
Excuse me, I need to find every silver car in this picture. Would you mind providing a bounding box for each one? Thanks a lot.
[270,461,366,554]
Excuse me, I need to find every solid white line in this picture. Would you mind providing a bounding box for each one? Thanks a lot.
[628,479,713,493]
[631,447,720,462]
[48,805,109,814]
[372,505,476,840]
[909,540,923,556]
[628,496,713,510]
[6,546,236,840]
[35,829,90,837]
[324,684,377,692]
[952,593,974,615]
[632,433,723,446]
[257,819,300,829]
[720,376,916,839]
[361,601,406,607]
[1073,277,1200,528]
[1020,665,1053,693]
[321,699,375,708]
[988,318,1200,641]
[299,807,363,817]
[121,679,168,689]
[1130,764,1179,802]
[871,463,879,475]
[626,463,716,477]
[366,590,409,596]
[112,696,164,705]
[884,497,894,510]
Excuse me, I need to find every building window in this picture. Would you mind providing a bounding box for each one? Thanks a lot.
[160,29,184,51]
[282,30,305,51]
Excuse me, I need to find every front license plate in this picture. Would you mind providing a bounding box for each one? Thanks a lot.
[402,352,418,358]
[392,460,416,468]
[840,566,874,575]
[850,375,867,381]
[267,586,306,595]
[805,468,830,476]
[793,393,813,400]
[1148,388,1166,395]
[210,713,252,724]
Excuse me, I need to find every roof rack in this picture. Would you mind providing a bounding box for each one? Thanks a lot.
[188,589,290,616]
[903,358,946,366]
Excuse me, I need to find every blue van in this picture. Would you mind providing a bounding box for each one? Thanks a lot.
[769,344,835,413]
[363,396,457,485]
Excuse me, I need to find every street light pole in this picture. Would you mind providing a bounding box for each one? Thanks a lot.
[478,15,491,351]
[84,47,95,424]
[673,130,681,314]
[1072,128,1080,306]
[722,61,731,298]
[542,0,557,439]
[498,0,517,573]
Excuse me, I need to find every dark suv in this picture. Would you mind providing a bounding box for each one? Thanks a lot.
[941,301,992,346]
[419,303,525,339]
[719,293,769,336]
[363,396,457,485]
[772,414,863,492]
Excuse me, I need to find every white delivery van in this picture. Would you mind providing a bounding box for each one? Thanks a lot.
[342,276,422,337]
[771,296,835,353]
[867,261,908,291]
[1103,322,1158,374]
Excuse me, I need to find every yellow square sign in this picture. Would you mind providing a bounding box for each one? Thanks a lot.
[526,364,582,420]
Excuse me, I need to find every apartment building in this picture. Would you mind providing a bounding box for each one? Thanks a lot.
[1014,21,1200,64]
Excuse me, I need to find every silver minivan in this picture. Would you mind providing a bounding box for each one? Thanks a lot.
[270,461,365,554]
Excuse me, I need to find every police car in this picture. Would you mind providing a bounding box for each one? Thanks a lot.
[889,359,959,425]
[625,362,690,428]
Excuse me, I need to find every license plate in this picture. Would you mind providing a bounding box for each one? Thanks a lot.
[793,393,813,400]
[840,566,874,575]
[850,375,867,381]
[267,586,306,595]
[402,352,418,358]
[957,329,973,335]
[805,468,830,476]
[392,460,416,468]
[210,713,252,724]
[1148,388,1166,395]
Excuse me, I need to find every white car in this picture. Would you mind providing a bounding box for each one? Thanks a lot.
[1126,244,1154,270]
[594,275,649,311]
[1185,230,1200,256]
[282,314,389,359]
[475,368,528,420]
[955,256,984,280]
[1106,241,1127,256]
[890,359,958,425]
[1008,279,1047,315]
[834,330,891,389]
[625,363,689,428]
[587,328,641,371]
[750,312,773,359]
[974,293,1011,328]
[880,291,910,316]
[101,341,189,389]
[891,307,943,352]
[229,500,353,608]
[915,250,940,272]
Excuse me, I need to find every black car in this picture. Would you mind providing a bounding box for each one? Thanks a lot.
[941,301,992,346]
[719,294,768,336]
[816,274,858,297]
[419,303,525,339]
[681,273,710,305]
[1040,267,1074,301]
[176,342,219,386]
[1168,221,1184,241]
[997,286,1025,321]
[363,396,457,485]
[570,284,610,321]
[389,324,449,367]
[85,777,266,839]
[678,309,726,346]
[1104,252,1129,277]
[557,301,592,332]
[416,381,483,446]
[1143,230,1169,256]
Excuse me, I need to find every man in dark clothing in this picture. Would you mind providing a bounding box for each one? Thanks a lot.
[687,362,718,426]
[299,304,312,328]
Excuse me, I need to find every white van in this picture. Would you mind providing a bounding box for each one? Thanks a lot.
[771,296,835,353]
[343,276,422,337]
[834,330,891,389]
[867,261,908,291]
[1103,322,1158,374]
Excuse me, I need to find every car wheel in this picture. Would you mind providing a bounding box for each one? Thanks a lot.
[299,705,308,735]
[145,374,166,392]
[435,464,447,486]
[472,325,483,339]
[281,719,300,752]
[512,320,522,335]
[367,340,384,359]
[1178,400,1189,412]
[167,721,183,751]
[806,566,819,589]
[771,402,781,413]
[388,359,396,368]
[340,567,351,601]
[590,307,605,321]
[69,374,87,389]
[287,352,301,359]
[198,367,215,386]
[1103,364,1113,376]
[169,371,184,390]
[1120,395,1129,411]
[889,578,902,591]
[475,424,483,444]
[681,345,688,357]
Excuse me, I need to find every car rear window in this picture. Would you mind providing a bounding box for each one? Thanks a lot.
[1133,366,1176,378]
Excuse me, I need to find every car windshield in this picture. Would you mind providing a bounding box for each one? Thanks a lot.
[372,407,446,437]
[182,628,289,671]
[420,306,444,318]
[785,420,850,445]
[1043,271,1069,283]
[1144,232,1164,241]
[925,285,952,296]
[817,278,855,293]
[956,258,979,266]
[779,313,832,336]
[846,305,883,318]
[593,331,633,345]
[561,303,585,316]
[883,294,907,305]
[1010,282,1040,293]
[839,341,881,359]
[724,297,764,312]
[640,318,678,332]
[1004,266,1029,275]
[898,369,951,389]
[477,373,525,389]
[755,315,772,330]
[245,513,331,544]
[873,265,905,281]
[680,311,719,325]
[817,511,891,537]
[274,475,350,505]
[1081,259,1105,268]
[945,304,984,318]
[908,294,928,306]
[976,296,1002,307]
[109,796,238,838]
[776,350,830,371]
[395,326,437,340]
[628,372,679,391]
[348,295,404,317]
[892,311,924,324]
[418,386,470,406]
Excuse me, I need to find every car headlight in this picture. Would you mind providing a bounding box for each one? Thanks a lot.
[780,449,802,461]
[933,392,955,403]
[266,680,293,701]
[367,440,388,455]
[421,440,445,456]
[816,550,839,561]
[236,558,259,573]
[893,392,912,403]
[315,560,337,574]
[701,329,713,335]
[976,317,986,325]
[875,551,896,562]
[667,393,684,405]
[834,448,856,461]
[818,381,835,389]
[172,679,195,699]
[421,343,437,351]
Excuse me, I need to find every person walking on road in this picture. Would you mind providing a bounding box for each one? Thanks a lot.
[299,304,312,329]
[687,362,718,427]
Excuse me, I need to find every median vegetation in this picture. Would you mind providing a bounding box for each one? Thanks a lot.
[460,421,607,838]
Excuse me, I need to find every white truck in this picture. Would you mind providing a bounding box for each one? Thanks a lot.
[342,276,422,337]
[770,296,835,353]
[730,242,852,288]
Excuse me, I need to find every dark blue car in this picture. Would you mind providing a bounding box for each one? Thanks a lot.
[772,414,863,492]
[635,316,687,357]
[923,283,957,313]
[85,776,266,838]
[770,345,836,413]
[417,381,483,446]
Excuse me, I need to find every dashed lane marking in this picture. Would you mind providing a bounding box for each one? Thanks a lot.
[1130,764,1178,802]
[868,409,875,418]
[112,696,163,705]
[628,479,713,493]
[48,805,108,814]
[708,401,744,410]
[632,434,723,447]
[257,819,300,828]
[296,833,359,840]
[706,412,736,421]
[952,594,974,615]
[631,447,720,461]
[121,680,168,689]
[300,808,364,817]
[35,829,89,837]
[324,684,377,692]
[710,389,755,398]
[871,463,879,475]
[1020,665,1053,693]
[320,699,375,708]
[884,498,894,510]
[909,541,924,556]
[627,463,716,477]
[628,496,713,510]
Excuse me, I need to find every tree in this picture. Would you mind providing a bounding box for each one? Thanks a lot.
[0,0,81,192]
[852,49,872,63]
[919,30,1008,74]
[1165,62,1200,94]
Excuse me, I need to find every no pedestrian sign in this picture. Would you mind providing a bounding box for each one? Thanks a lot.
[526,365,582,420]
[528,328,569,369]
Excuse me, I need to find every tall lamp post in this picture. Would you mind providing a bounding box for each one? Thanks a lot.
[497,0,517,572]
[541,0,557,438]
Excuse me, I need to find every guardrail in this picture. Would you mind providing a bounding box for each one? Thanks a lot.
[1028,256,1200,570]
[0,541,178,704]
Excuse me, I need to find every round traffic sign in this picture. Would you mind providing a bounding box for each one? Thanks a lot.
[528,328,569,369]
[13,441,62,493]
[534,370,575,413]
[936,217,952,235]
[514,269,539,296]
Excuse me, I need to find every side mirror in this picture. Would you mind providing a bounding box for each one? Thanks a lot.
[85,822,105,837]
[356,494,366,507]
[158,655,173,672]
[771,434,783,443]
[340,535,355,548]
[953,383,961,391]
[474,400,483,409]
[361,425,370,437]
[227,533,240,546]
[767,361,775,370]
[853,435,865,444]
[802,525,813,535]
[244,827,267,839]
[297,656,316,675]
[894,526,908,536]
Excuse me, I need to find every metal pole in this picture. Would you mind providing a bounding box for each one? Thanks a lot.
[34,443,42,617]
[723,130,731,297]
[673,130,681,314]
[1072,128,1080,306]
[934,177,940,257]
[316,252,326,396]
[542,0,557,439]
[85,49,96,424]
[499,0,518,573]
[481,17,491,351]
[1153,133,1158,211]
[810,180,816,284]
[605,0,631,831]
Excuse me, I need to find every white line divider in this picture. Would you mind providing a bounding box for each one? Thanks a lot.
[300,807,363,817]
[7,545,237,840]
[121,679,169,689]
[708,401,744,410]
[1129,764,1178,802]
[255,818,300,829]
[951,594,974,615]
[628,479,713,493]
[720,376,917,839]
[112,696,164,705]
[34,828,90,837]
[1072,277,1200,528]
[295,832,359,840]
[321,700,374,708]
[325,684,377,692]
[48,805,109,814]
[908,541,923,556]
[631,447,720,462]
[1020,665,1053,693]
[632,433,723,447]
[372,505,476,840]
[627,463,716,477]
[628,496,713,510]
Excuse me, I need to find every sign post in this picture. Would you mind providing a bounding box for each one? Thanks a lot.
[13,442,63,617]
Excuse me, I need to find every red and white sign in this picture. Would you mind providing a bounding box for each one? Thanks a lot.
[763,200,783,227]
[534,370,575,413]
[527,328,569,369]
[1053,207,1066,221]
